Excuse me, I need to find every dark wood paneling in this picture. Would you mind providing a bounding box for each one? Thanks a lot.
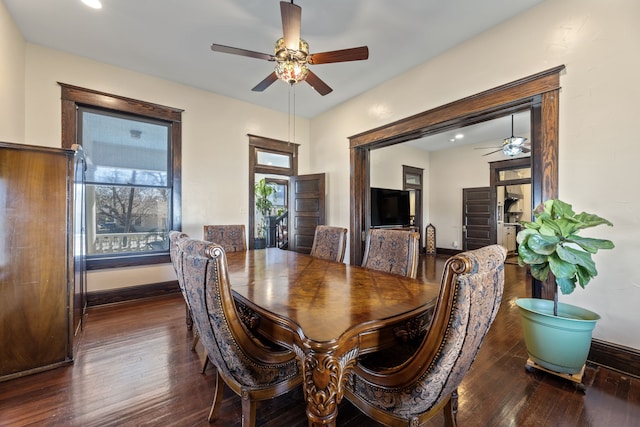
[59,83,183,121]
[288,173,325,253]
[0,142,75,381]
[86,281,180,307]
[589,339,640,379]
[349,66,564,149]
[463,187,491,250]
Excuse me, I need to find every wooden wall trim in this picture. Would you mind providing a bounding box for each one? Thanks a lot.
[59,83,183,121]
[348,66,564,284]
[87,281,180,307]
[589,339,640,379]
[349,66,564,149]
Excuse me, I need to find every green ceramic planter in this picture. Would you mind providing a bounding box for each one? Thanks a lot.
[516,298,600,374]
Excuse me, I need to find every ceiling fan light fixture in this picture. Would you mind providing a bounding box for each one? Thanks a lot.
[505,136,527,147]
[276,60,309,84]
[502,142,523,156]
[274,37,309,84]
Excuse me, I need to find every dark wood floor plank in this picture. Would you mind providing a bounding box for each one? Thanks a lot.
[1,256,639,426]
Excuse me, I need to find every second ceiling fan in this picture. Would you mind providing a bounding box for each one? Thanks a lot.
[210,1,369,96]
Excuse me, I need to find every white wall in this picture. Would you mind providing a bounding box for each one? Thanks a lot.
[0,0,25,143]
[310,0,640,349]
[370,143,430,233]
[22,44,310,292]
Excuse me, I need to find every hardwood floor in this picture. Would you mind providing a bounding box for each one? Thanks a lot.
[1,256,639,426]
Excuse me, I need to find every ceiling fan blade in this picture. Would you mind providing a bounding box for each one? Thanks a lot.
[305,70,332,96]
[252,72,279,92]
[307,46,369,64]
[211,43,274,61]
[280,1,301,50]
[474,146,501,150]
[482,148,504,156]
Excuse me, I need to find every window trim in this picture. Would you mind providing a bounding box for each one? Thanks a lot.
[60,83,183,269]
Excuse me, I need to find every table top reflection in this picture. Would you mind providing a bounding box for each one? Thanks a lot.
[225,248,440,344]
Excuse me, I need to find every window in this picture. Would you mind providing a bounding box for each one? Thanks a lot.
[61,84,182,269]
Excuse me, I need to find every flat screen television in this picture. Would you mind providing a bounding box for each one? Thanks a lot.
[370,187,411,227]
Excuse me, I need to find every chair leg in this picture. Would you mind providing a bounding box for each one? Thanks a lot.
[241,395,257,427]
[207,371,226,423]
[186,304,193,330]
[443,389,459,427]
[192,329,200,351]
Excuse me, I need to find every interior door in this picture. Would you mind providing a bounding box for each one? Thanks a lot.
[462,187,492,250]
[288,173,326,253]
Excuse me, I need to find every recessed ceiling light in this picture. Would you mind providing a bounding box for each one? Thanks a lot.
[82,0,102,9]
[455,133,464,139]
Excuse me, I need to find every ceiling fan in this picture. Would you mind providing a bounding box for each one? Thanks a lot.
[210,1,369,96]
[477,115,531,156]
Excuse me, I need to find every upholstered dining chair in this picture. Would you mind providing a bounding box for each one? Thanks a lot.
[345,244,507,427]
[169,230,191,329]
[361,228,420,278]
[309,225,348,262]
[170,231,212,369]
[178,238,302,426]
[203,224,247,252]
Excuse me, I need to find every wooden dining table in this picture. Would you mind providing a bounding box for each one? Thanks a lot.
[224,248,440,426]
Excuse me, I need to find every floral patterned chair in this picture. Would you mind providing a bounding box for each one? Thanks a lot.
[170,231,211,366]
[169,230,191,329]
[345,244,507,427]
[309,225,348,263]
[178,238,302,426]
[203,224,247,252]
[361,229,421,278]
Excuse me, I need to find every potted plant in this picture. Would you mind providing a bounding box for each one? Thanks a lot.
[254,178,276,249]
[515,199,614,375]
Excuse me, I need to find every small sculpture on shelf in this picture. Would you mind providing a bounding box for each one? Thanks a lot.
[425,223,436,254]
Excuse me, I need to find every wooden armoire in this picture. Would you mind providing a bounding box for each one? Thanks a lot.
[0,141,86,382]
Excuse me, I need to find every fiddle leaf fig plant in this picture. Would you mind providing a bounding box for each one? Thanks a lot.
[517,199,614,299]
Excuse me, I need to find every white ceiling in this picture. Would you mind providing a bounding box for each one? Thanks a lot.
[5,0,543,119]
[408,110,531,153]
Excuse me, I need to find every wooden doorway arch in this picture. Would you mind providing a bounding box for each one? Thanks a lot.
[348,65,564,299]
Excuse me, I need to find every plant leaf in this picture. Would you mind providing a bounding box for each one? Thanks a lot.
[573,212,613,231]
[576,265,594,288]
[527,233,560,255]
[556,276,577,294]
[567,235,615,253]
[556,245,597,276]
[517,241,547,264]
[548,252,577,279]
[516,228,536,245]
[530,262,549,281]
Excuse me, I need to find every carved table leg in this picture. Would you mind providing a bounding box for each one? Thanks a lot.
[295,346,358,427]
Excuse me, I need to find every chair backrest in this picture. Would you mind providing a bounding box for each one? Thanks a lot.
[178,238,300,395]
[169,230,189,292]
[203,224,246,252]
[361,229,420,278]
[346,245,506,425]
[309,225,348,263]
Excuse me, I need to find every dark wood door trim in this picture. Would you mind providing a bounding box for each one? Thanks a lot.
[248,135,298,250]
[349,66,564,300]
